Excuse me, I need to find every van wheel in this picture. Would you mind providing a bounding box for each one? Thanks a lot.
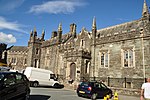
[53,83,59,88]
[33,82,39,87]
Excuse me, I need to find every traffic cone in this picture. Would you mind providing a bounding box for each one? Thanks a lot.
[114,92,118,100]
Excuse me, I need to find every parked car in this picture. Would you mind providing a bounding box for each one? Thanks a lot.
[77,81,113,99]
[0,71,30,100]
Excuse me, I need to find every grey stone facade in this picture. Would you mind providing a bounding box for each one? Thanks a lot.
[7,46,28,70]
[7,1,150,90]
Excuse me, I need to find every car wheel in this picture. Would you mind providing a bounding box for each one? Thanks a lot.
[33,81,38,87]
[77,93,81,97]
[108,93,112,99]
[91,93,97,100]
[23,91,30,100]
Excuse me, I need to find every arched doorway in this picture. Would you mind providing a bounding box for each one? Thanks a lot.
[70,63,76,81]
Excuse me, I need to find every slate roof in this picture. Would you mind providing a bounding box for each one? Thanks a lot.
[42,32,73,47]
[97,19,143,37]
[9,46,28,52]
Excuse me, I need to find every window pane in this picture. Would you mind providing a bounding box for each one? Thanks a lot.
[36,48,39,54]
[101,53,104,66]
[129,50,133,67]
[4,74,15,85]
[105,53,108,67]
[24,58,27,64]
[0,73,4,80]
[124,51,128,67]
[16,74,23,83]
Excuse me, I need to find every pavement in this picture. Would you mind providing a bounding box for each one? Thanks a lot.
[81,94,140,100]
[112,94,140,100]
[84,93,140,100]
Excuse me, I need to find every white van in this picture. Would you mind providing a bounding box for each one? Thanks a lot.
[24,67,60,87]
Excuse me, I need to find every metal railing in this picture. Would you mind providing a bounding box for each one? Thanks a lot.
[80,77,145,89]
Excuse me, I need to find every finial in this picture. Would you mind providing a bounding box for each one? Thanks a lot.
[42,29,45,34]
[92,16,96,29]
[33,27,37,37]
[142,0,149,17]
[41,29,45,40]
[73,24,76,33]
[58,23,62,31]
[30,30,33,34]
[33,27,37,33]
[29,30,33,40]
[81,27,85,33]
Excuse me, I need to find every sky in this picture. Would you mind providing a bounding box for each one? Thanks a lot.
[0,0,150,47]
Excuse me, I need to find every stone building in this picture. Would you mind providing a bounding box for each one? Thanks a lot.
[0,43,13,66]
[7,46,28,70]
[27,23,91,82]
[7,1,150,89]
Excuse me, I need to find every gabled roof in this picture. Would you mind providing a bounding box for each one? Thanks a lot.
[42,32,74,47]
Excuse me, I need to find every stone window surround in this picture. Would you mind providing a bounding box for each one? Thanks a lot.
[99,47,135,68]
[99,50,110,68]
[35,48,39,54]
[121,47,135,68]
[24,58,27,65]
[11,57,17,65]
[80,39,85,48]
[85,60,90,74]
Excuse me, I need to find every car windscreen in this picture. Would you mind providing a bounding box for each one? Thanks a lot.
[80,82,89,86]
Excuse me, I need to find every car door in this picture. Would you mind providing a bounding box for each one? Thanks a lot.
[15,73,27,98]
[93,82,101,94]
[1,73,17,100]
[97,83,110,97]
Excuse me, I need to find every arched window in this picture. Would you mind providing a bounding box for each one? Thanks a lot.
[99,51,109,68]
[36,48,39,54]
[70,63,76,80]
[122,48,135,68]
[85,60,90,74]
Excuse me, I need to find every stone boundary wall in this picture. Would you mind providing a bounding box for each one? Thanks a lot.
[110,87,140,96]
[64,82,141,96]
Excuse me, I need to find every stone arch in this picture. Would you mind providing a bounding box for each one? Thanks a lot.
[70,63,76,80]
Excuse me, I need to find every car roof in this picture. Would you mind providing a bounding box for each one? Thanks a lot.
[0,66,10,71]
[81,81,99,83]
[80,81,106,85]
[0,71,21,75]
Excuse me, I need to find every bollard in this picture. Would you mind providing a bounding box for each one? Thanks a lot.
[114,92,118,100]
[103,96,107,100]
[106,95,110,99]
